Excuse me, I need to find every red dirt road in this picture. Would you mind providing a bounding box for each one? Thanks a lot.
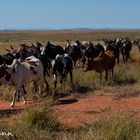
[0,95,140,128]
[0,101,35,110]
[54,95,140,128]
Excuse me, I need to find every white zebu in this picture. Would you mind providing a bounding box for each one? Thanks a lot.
[0,56,44,107]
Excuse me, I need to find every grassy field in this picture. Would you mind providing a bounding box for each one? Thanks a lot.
[0,30,140,139]
[1,30,140,52]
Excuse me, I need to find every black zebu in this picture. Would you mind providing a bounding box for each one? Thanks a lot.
[64,40,83,67]
[116,38,132,63]
[39,41,65,76]
[41,41,64,59]
[51,54,73,93]
[64,40,90,67]
[0,53,15,65]
[82,42,104,61]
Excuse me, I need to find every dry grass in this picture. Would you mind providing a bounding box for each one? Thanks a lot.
[1,30,140,52]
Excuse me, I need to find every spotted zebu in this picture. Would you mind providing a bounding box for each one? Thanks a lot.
[0,56,46,107]
[51,54,73,93]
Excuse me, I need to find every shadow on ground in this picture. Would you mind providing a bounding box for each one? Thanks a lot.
[75,86,95,94]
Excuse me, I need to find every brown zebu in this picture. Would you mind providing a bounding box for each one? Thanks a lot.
[84,50,116,80]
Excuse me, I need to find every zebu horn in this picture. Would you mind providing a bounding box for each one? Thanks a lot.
[5,48,11,53]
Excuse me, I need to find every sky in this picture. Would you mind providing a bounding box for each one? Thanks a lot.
[0,0,140,30]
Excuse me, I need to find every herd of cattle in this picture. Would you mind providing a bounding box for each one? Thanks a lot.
[0,37,134,107]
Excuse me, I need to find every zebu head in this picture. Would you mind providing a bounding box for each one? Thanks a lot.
[40,41,51,55]
[64,40,70,51]
[14,44,41,60]
[51,54,63,74]
[35,41,43,53]
[116,38,123,43]
[40,45,46,55]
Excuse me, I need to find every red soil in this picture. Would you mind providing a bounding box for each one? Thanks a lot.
[0,101,35,110]
[54,95,140,128]
[0,95,140,128]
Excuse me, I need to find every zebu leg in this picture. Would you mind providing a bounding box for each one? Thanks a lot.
[32,82,38,94]
[38,80,44,96]
[11,90,18,107]
[43,67,49,92]
[69,70,74,90]
[16,85,25,101]
[22,93,27,105]
[54,74,57,93]
[45,78,49,92]
[122,52,125,63]
[105,70,108,81]
[42,78,49,97]
[11,81,22,107]
[99,73,102,82]
[117,53,120,64]
[16,91,20,102]
[21,85,27,105]
[112,68,114,76]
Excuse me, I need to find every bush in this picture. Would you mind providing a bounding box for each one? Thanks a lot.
[107,64,139,86]
[93,113,140,140]
[0,86,13,101]
[22,103,61,131]
[0,102,61,139]
[58,113,140,140]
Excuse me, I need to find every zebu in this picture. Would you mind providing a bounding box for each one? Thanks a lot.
[0,56,45,107]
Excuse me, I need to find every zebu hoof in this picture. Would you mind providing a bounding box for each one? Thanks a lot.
[23,100,27,105]
[10,102,14,108]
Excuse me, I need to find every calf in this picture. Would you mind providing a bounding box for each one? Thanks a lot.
[0,56,45,107]
[84,50,116,80]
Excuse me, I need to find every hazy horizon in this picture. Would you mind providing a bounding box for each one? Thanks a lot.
[1,27,140,31]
